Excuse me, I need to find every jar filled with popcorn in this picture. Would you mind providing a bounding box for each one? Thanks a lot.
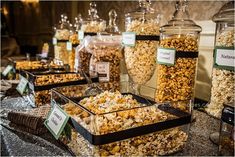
[123,0,161,94]
[53,14,72,66]
[68,14,83,72]
[155,0,202,103]
[206,1,235,118]
[75,2,106,74]
[85,10,123,91]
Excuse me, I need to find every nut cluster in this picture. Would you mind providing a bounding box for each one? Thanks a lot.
[124,20,160,84]
[77,47,92,74]
[34,73,83,86]
[68,48,75,71]
[81,21,106,33]
[206,28,234,118]
[15,61,47,70]
[155,35,198,102]
[54,29,70,40]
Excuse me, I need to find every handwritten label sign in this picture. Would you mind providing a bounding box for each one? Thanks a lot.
[96,62,110,82]
[44,103,69,139]
[2,65,13,76]
[78,30,84,40]
[16,76,28,95]
[122,32,136,47]
[157,48,176,66]
[214,47,235,71]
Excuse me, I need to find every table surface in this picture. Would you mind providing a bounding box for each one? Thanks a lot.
[0,96,220,156]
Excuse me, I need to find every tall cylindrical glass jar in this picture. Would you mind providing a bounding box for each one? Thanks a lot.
[124,0,161,93]
[206,1,235,118]
[155,0,202,103]
[53,14,71,65]
[75,2,106,74]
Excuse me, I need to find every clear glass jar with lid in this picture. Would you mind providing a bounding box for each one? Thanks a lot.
[80,2,106,33]
[206,1,234,118]
[86,9,123,91]
[155,0,202,103]
[124,0,161,93]
[75,2,106,75]
[53,14,72,65]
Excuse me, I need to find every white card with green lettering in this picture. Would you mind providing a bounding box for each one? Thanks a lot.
[44,103,69,139]
[16,76,28,95]
[52,37,57,45]
[122,32,136,47]
[157,48,176,66]
[2,65,13,76]
[66,41,72,51]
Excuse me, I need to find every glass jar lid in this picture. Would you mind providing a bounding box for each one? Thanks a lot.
[125,0,160,22]
[84,2,104,23]
[213,1,234,23]
[74,14,83,33]
[160,0,201,33]
[105,9,121,35]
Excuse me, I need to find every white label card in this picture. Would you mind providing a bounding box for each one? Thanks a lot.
[96,62,110,82]
[215,48,235,67]
[66,42,72,51]
[122,32,136,47]
[157,48,176,66]
[2,65,13,76]
[16,76,28,95]
[78,30,84,40]
[52,38,57,45]
[44,103,69,140]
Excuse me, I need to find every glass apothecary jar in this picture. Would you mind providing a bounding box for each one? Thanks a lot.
[206,1,235,118]
[155,0,201,103]
[124,0,161,93]
[53,14,72,65]
[85,9,123,91]
[80,2,106,33]
[75,3,106,75]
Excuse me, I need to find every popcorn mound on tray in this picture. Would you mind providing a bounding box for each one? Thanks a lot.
[61,91,188,156]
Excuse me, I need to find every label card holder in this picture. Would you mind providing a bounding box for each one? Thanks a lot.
[214,47,235,71]
[53,38,57,45]
[44,103,69,140]
[96,62,110,82]
[66,42,72,51]
[122,32,136,47]
[2,65,13,76]
[16,76,28,95]
[78,30,84,40]
[157,48,176,66]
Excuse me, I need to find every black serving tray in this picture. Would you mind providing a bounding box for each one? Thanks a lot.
[52,90,192,145]
[20,69,98,91]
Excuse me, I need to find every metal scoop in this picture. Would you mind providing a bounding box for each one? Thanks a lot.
[80,69,103,96]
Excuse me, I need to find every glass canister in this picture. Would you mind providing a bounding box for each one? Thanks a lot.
[86,9,123,91]
[124,0,161,93]
[206,1,235,118]
[155,0,202,103]
[53,14,72,65]
[75,2,106,74]
[68,15,83,72]
[80,2,106,33]
[219,103,234,156]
